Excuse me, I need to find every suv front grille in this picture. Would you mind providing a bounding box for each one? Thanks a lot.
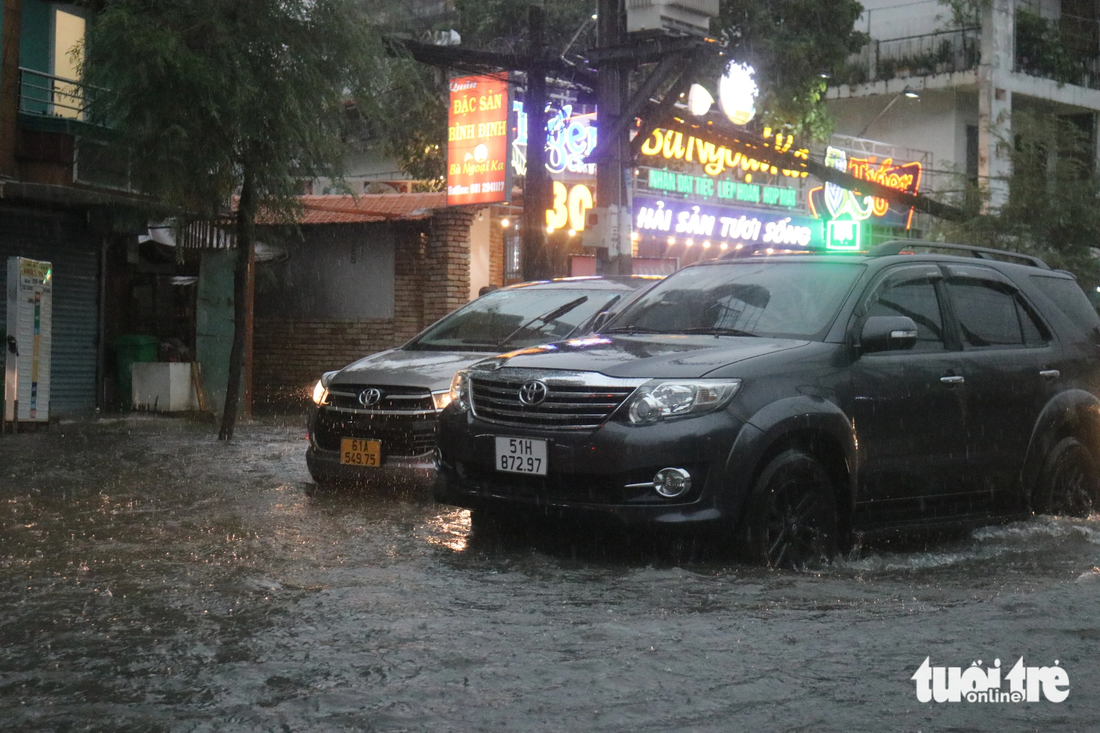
[326,384,434,413]
[469,369,643,430]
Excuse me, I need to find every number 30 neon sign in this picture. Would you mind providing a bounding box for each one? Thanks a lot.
[546,181,594,232]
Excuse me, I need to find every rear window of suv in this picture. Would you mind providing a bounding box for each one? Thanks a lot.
[1030,275,1100,337]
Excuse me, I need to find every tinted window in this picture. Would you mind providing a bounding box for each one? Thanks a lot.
[407,288,622,351]
[1030,274,1100,336]
[950,281,1037,348]
[608,262,864,339]
[865,277,946,350]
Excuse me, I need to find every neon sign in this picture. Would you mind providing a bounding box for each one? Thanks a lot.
[808,146,923,229]
[547,181,594,233]
[512,102,597,177]
[639,128,810,179]
[634,196,823,249]
[826,220,862,251]
[644,168,797,208]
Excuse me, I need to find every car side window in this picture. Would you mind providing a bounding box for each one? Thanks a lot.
[948,280,1049,348]
[864,276,947,351]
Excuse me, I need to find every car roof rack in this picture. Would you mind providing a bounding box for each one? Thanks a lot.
[869,240,1051,269]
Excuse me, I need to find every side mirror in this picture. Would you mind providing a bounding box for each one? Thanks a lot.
[860,315,918,354]
[590,311,612,333]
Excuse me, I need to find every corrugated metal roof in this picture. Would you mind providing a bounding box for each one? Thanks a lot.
[293,193,446,224]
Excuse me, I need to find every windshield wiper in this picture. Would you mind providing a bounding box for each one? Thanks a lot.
[602,325,668,335]
[677,327,759,337]
[496,296,589,348]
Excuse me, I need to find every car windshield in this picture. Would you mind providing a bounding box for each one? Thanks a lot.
[606,261,865,340]
[406,287,624,351]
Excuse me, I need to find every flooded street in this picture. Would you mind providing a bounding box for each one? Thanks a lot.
[3,415,1100,731]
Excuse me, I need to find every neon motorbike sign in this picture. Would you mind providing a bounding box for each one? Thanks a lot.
[512,102,597,177]
[808,146,923,229]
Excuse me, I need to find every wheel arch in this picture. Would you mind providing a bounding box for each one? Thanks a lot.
[724,397,856,533]
[1022,389,1100,503]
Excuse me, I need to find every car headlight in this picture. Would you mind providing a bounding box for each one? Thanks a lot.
[312,370,338,406]
[623,379,741,425]
[432,389,453,411]
[449,369,470,412]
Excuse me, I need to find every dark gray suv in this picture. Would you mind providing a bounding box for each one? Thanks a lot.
[435,242,1100,567]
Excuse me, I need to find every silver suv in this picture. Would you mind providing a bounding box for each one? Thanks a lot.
[306,276,659,489]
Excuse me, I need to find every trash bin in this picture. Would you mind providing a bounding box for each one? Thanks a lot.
[114,335,159,409]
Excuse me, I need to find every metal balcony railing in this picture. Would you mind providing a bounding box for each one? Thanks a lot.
[835,27,981,86]
[1015,44,1100,90]
[17,67,97,121]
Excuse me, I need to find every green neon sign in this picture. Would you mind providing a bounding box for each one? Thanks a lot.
[826,219,862,251]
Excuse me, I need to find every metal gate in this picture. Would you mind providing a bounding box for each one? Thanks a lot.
[0,206,99,417]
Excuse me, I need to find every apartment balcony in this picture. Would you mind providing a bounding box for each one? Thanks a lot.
[1014,7,1100,91]
[17,67,102,130]
[834,28,981,87]
[13,67,132,191]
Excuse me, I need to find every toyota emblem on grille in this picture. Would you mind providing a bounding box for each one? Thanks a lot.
[358,388,384,407]
[518,380,549,406]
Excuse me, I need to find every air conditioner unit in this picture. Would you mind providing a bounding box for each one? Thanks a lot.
[626,0,719,37]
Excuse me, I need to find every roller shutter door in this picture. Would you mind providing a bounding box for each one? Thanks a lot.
[0,207,99,416]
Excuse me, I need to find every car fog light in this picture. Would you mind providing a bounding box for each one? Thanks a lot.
[653,467,692,498]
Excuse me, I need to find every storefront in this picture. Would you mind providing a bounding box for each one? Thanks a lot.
[632,124,822,265]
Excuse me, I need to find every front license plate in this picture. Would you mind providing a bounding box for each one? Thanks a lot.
[495,437,548,476]
[340,438,381,467]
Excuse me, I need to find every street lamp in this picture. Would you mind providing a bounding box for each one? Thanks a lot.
[858,86,919,138]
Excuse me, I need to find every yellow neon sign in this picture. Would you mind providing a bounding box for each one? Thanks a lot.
[639,127,809,179]
[546,181,594,232]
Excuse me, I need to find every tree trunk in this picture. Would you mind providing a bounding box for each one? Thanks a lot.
[0,0,24,178]
[218,168,255,440]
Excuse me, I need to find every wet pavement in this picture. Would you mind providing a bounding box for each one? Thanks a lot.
[3,414,1100,731]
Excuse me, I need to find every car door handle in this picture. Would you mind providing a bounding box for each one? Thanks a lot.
[1040,369,1060,380]
[940,375,966,385]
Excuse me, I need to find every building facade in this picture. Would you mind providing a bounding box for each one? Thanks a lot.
[827,0,1100,209]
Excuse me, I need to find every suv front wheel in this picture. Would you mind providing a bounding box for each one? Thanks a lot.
[741,450,839,569]
[1034,437,1100,518]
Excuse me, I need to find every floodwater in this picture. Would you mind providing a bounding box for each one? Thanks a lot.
[3,415,1100,731]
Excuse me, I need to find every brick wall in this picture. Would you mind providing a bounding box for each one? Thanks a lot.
[422,208,474,323]
[393,227,427,343]
[253,318,396,403]
[489,207,505,288]
[253,213,482,405]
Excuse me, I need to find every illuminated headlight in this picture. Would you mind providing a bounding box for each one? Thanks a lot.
[624,379,741,425]
[312,370,338,406]
[432,389,453,411]
[449,369,470,412]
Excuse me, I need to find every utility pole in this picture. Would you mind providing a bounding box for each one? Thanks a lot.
[521,4,553,281]
[595,0,631,275]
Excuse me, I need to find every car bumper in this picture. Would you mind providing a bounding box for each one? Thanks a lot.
[306,444,437,488]
[433,410,747,530]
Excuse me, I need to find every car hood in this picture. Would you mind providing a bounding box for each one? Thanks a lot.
[474,334,810,379]
[332,348,489,391]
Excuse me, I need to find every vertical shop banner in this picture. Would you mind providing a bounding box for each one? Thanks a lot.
[447,74,511,206]
[5,257,53,423]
